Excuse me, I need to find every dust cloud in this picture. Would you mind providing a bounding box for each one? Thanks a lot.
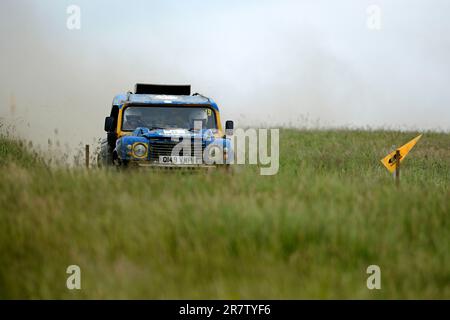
[1,0,449,157]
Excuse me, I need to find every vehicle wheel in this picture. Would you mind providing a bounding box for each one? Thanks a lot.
[98,139,114,167]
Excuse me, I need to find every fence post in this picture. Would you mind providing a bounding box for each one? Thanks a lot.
[395,149,400,187]
[85,144,89,169]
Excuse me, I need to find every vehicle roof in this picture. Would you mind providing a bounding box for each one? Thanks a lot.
[112,93,219,111]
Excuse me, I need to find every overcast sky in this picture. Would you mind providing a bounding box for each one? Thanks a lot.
[1,0,449,149]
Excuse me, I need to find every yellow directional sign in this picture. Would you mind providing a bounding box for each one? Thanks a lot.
[380,134,422,173]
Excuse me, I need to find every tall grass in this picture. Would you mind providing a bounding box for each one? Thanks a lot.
[0,130,448,299]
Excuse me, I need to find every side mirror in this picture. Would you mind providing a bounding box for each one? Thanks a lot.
[104,116,115,132]
[225,120,234,136]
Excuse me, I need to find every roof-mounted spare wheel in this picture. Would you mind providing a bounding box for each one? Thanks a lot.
[134,83,191,95]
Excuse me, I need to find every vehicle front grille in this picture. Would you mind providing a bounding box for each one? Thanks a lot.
[149,139,205,161]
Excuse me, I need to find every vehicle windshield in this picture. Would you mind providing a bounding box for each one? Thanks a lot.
[121,106,217,131]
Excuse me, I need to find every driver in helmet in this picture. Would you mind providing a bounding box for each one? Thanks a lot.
[123,108,145,130]
[189,109,208,130]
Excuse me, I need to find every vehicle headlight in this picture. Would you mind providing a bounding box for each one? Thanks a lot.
[132,143,147,158]
[209,145,221,158]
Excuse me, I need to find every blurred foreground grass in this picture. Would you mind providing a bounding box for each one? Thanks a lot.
[0,129,449,299]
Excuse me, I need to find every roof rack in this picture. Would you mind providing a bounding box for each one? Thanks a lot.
[134,84,191,95]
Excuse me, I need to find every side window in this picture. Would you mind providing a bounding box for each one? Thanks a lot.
[206,108,215,129]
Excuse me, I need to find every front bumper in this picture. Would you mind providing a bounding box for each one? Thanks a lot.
[128,160,219,170]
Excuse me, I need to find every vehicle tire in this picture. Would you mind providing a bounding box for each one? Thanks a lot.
[97,139,114,167]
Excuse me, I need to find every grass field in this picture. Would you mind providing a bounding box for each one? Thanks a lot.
[0,129,449,299]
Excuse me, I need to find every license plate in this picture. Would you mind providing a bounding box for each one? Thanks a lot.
[159,156,201,165]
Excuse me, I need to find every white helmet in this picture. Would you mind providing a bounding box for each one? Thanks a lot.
[189,109,208,128]
[125,107,142,120]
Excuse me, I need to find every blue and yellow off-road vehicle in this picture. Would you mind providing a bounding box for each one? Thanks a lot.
[98,84,234,169]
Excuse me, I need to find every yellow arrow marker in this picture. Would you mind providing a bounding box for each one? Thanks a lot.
[380,134,422,173]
